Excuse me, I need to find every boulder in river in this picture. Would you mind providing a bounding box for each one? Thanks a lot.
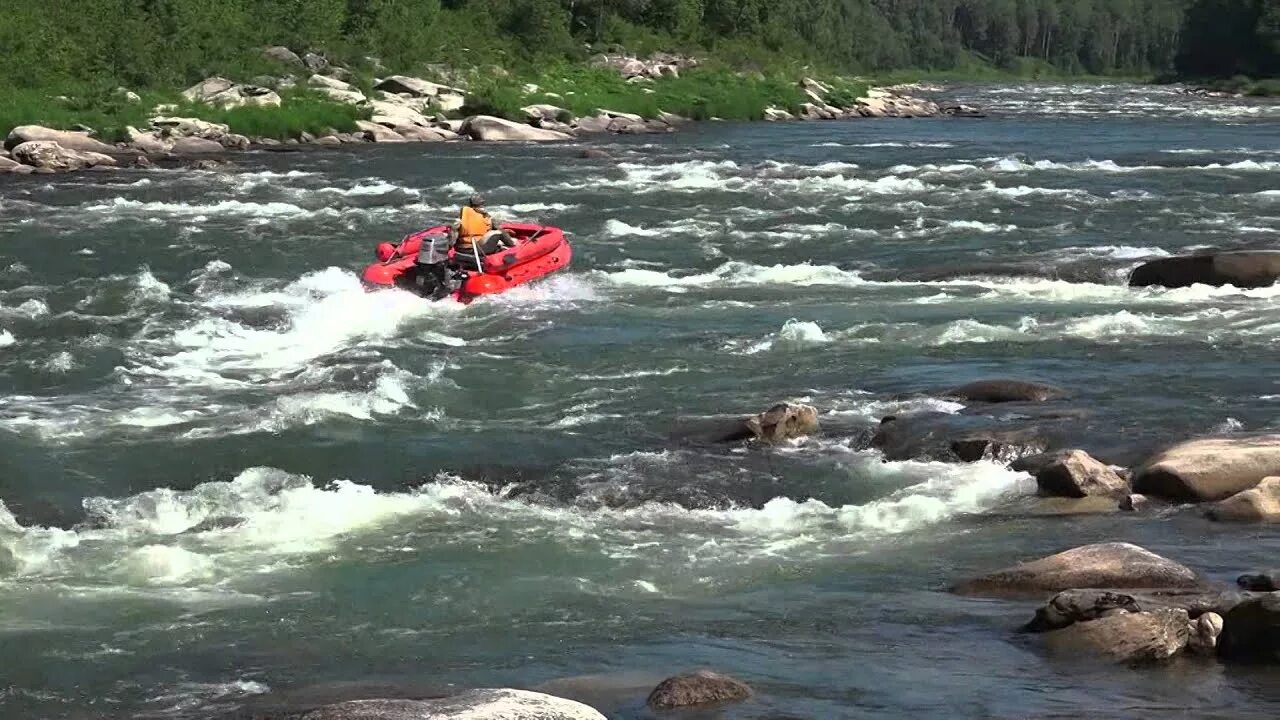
[1129,251,1280,289]
[942,379,1067,403]
[1217,592,1280,662]
[1132,434,1280,502]
[125,126,168,155]
[872,411,1061,464]
[169,137,224,155]
[355,120,405,143]
[5,125,118,154]
[0,156,24,172]
[713,402,819,444]
[10,141,116,172]
[646,670,752,709]
[300,689,606,719]
[1238,571,1280,591]
[1024,587,1246,632]
[461,116,571,142]
[1189,611,1225,654]
[1018,449,1129,498]
[952,542,1203,597]
[1206,476,1280,522]
[1043,608,1190,664]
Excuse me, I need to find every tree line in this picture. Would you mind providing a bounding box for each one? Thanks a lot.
[0,0,1274,89]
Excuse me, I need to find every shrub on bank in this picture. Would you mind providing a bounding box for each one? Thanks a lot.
[0,86,164,143]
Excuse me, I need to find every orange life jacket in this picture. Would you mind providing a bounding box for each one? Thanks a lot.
[457,206,492,247]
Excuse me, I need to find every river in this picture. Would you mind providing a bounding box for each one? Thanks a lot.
[1,83,1278,719]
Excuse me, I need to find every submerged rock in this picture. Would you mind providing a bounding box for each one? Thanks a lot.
[952,542,1202,597]
[872,411,1062,464]
[1207,476,1280,522]
[941,379,1067,403]
[646,670,752,709]
[1238,571,1280,591]
[1043,608,1190,664]
[301,689,606,719]
[1024,588,1246,632]
[1132,435,1280,502]
[1129,251,1280,289]
[713,402,819,444]
[1217,592,1280,662]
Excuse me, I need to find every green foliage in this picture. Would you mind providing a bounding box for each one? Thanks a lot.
[1176,0,1279,79]
[0,87,168,143]
[178,90,370,139]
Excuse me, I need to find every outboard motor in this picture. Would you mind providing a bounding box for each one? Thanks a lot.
[410,234,461,300]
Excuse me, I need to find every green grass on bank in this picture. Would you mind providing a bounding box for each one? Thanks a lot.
[0,86,370,143]
[463,65,865,122]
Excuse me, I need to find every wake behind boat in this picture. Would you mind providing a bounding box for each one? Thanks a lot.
[361,222,572,302]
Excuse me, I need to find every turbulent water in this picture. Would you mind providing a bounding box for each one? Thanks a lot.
[1,83,1278,719]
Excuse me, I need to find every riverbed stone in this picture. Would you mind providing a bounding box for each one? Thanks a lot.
[1043,608,1190,663]
[355,120,405,143]
[300,689,607,719]
[1189,611,1224,654]
[1133,435,1280,502]
[646,671,752,709]
[461,116,571,142]
[11,141,116,172]
[1217,592,1280,662]
[1129,251,1280,289]
[1207,476,1280,521]
[1024,449,1129,498]
[169,137,224,155]
[5,125,118,154]
[952,542,1203,597]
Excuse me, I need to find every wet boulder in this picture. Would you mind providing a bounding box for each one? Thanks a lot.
[1189,611,1224,654]
[125,126,168,154]
[460,116,571,142]
[1217,592,1280,662]
[712,402,819,444]
[1024,588,1247,632]
[1128,251,1280,289]
[354,120,405,143]
[1042,608,1190,664]
[1238,571,1280,591]
[169,137,224,155]
[941,379,1067,403]
[952,542,1203,597]
[646,671,752,709]
[0,156,24,172]
[301,689,607,719]
[1207,476,1280,522]
[10,141,116,172]
[5,125,118,154]
[1132,434,1280,502]
[1017,449,1129,498]
[871,411,1064,464]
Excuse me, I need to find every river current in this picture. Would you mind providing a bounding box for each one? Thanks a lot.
[1,84,1279,718]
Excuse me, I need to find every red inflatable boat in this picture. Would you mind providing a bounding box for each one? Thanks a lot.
[361,222,572,302]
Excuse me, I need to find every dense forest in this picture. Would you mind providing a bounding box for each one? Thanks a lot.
[0,0,1275,89]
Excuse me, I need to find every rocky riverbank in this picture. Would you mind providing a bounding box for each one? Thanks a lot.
[0,50,979,176]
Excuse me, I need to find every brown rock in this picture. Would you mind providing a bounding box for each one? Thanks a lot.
[1207,476,1280,521]
[952,542,1202,597]
[1188,611,1224,654]
[1133,435,1280,502]
[5,125,118,154]
[355,120,405,143]
[1043,609,1190,663]
[725,402,820,444]
[10,141,116,172]
[1032,450,1129,498]
[0,156,22,172]
[169,137,223,155]
[1217,592,1280,661]
[646,670,751,709]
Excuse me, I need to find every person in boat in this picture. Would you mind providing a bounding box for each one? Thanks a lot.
[454,193,515,257]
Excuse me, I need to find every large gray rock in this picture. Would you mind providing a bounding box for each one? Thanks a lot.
[309,74,366,104]
[169,137,224,155]
[522,104,569,122]
[394,125,453,142]
[1043,609,1190,663]
[375,75,459,98]
[1133,435,1280,502]
[303,52,329,73]
[461,116,571,142]
[181,77,281,108]
[646,671,752,709]
[149,116,230,140]
[125,126,168,154]
[1207,476,1280,522]
[1238,571,1280,591]
[942,379,1067,403]
[1189,611,1224,654]
[301,689,607,719]
[1024,588,1247,632]
[1129,251,1280,289]
[5,125,117,154]
[264,46,304,67]
[1025,449,1129,498]
[355,120,405,143]
[1217,592,1280,661]
[952,542,1203,597]
[11,141,116,172]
